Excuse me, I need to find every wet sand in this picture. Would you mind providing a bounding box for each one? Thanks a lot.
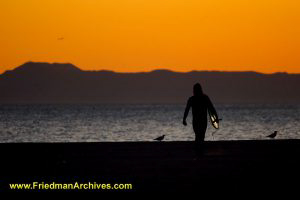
[1,140,300,192]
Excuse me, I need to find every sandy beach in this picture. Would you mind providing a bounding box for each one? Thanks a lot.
[1,140,300,192]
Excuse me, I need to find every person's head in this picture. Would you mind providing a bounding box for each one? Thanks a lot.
[193,83,203,96]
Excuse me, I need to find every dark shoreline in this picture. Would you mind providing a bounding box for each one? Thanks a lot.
[1,140,300,192]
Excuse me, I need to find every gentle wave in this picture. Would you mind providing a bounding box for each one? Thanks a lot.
[0,104,299,142]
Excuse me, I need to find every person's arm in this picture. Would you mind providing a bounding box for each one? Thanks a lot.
[183,98,191,126]
[207,96,219,122]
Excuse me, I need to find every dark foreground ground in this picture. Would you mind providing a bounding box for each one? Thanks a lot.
[1,140,300,192]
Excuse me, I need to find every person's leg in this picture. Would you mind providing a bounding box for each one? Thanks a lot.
[193,124,204,157]
[194,135,202,157]
[193,122,206,157]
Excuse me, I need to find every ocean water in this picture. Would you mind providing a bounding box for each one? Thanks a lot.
[0,104,299,142]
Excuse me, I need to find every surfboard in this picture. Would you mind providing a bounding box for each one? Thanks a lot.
[208,108,220,129]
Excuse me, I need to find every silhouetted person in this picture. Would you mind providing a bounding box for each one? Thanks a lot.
[183,83,218,157]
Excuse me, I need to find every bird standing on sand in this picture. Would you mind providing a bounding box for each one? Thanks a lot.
[154,135,165,141]
[267,131,277,139]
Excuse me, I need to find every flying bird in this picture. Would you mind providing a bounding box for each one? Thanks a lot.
[154,135,165,141]
[267,131,277,139]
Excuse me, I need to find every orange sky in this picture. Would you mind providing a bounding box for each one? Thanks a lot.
[1,0,300,74]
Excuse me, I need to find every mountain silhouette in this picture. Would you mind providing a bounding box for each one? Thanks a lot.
[0,62,299,104]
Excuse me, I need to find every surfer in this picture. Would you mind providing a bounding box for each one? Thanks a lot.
[183,83,219,157]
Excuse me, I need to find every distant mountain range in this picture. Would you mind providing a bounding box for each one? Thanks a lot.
[0,62,299,104]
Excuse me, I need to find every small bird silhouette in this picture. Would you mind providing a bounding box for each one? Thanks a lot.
[154,135,165,141]
[267,131,277,139]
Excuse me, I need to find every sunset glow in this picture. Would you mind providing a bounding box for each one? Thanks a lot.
[1,0,300,73]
